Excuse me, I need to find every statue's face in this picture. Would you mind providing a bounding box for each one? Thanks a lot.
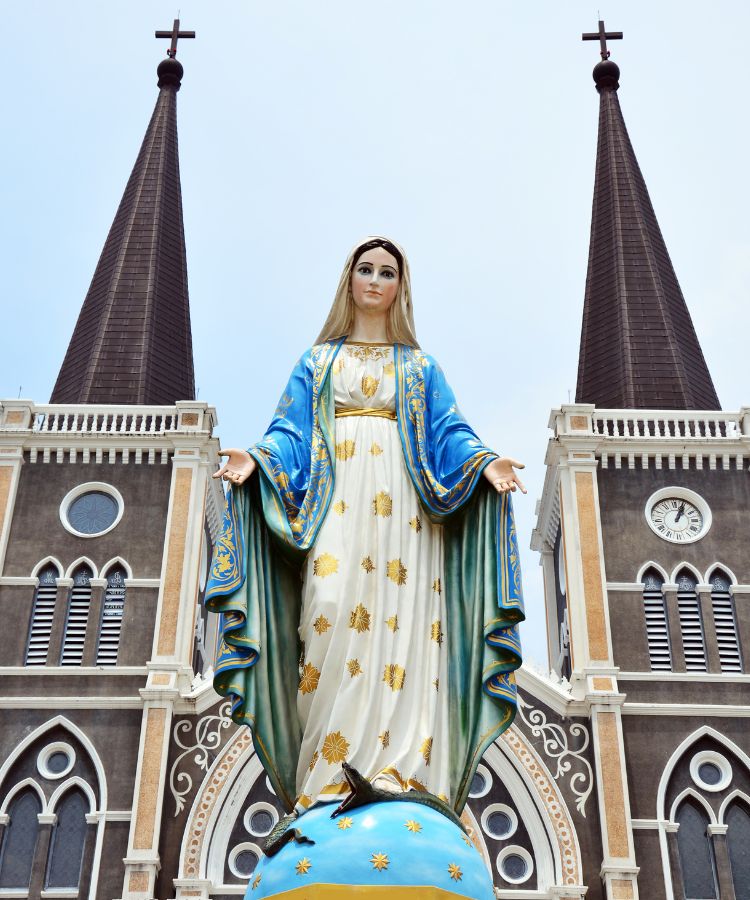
[350,247,400,316]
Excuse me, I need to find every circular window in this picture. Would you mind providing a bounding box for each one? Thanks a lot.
[690,751,732,792]
[244,801,278,838]
[469,764,491,799]
[228,843,262,879]
[481,802,518,840]
[497,845,533,884]
[38,742,76,780]
[60,483,124,538]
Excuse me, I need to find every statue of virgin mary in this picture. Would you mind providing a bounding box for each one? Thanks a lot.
[205,237,524,821]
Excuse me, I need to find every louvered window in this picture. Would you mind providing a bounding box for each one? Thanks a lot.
[25,565,59,666]
[642,569,672,670]
[60,565,93,666]
[677,571,707,672]
[96,566,126,666]
[710,571,742,673]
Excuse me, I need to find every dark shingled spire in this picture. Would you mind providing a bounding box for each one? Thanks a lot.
[576,54,720,410]
[51,52,195,405]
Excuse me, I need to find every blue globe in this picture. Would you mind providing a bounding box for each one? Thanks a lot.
[245,799,494,899]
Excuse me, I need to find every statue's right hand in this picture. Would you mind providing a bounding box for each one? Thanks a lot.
[213,448,257,486]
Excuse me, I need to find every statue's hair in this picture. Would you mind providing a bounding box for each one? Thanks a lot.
[316,236,419,347]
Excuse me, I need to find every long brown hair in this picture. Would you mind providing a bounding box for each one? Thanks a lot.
[316,236,419,346]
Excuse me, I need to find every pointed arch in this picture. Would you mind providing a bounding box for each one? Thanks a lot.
[720,788,750,825]
[705,563,738,586]
[657,726,750,821]
[64,557,98,580]
[100,556,133,580]
[0,716,107,812]
[30,557,63,579]
[48,777,96,815]
[669,787,717,824]
[636,560,669,583]
[670,561,702,585]
[0,778,47,815]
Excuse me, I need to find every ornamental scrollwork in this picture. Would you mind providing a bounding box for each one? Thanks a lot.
[516,693,593,816]
[170,700,233,816]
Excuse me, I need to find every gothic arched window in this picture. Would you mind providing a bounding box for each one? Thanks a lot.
[96,566,127,666]
[676,799,718,899]
[710,571,742,673]
[0,789,41,889]
[676,570,707,671]
[25,564,59,666]
[642,568,671,670]
[45,788,88,890]
[727,801,750,898]
[60,565,93,666]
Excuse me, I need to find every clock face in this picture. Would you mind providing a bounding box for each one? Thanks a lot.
[645,488,711,544]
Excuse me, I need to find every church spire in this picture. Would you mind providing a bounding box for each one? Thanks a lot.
[51,21,196,406]
[575,23,720,410]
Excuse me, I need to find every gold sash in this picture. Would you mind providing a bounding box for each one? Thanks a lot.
[335,407,397,420]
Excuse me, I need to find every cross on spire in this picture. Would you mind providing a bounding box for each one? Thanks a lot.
[582,20,623,60]
[155,18,195,59]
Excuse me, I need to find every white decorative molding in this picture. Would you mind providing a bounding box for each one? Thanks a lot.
[623,702,750,716]
[718,788,750,825]
[30,556,64,579]
[515,695,594,816]
[59,483,124,540]
[100,557,133,580]
[170,700,233,816]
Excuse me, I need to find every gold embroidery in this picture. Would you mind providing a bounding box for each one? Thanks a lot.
[333,356,346,374]
[386,559,407,585]
[420,736,433,765]
[295,858,312,875]
[432,578,442,594]
[349,603,371,633]
[313,615,331,635]
[370,852,390,871]
[372,492,393,517]
[433,678,440,691]
[447,863,463,882]
[297,793,312,808]
[338,816,354,830]
[361,556,375,573]
[379,730,390,749]
[313,553,339,577]
[361,375,379,399]
[346,345,390,361]
[385,614,399,632]
[383,664,406,691]
[404,819,422,833]
[322,731,350,764]
[431,620,444,645]
[299,662,320,695]
[383,361,395,376]
[438,793,449,803]
[333,500,348,515]
[308,751,319,771]
[409,515,422,532]
[335,439,356,461]
[347,658,363,677]
[370,442,383,456]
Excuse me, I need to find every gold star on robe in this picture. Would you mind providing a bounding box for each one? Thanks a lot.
[420,736,433,765]
[347,658,363,677]
[333,500,348,515]
[432,578,442,594]
[431,620,444,645]
[385,614,399,632]
[370,852,389,871]
[447,863,463,881]
[308,751,319,772]
[313,553,338,577]
[361,556,375,573]
[383,664,406,691]
[369,442,383,456]
[349,603,371,633]
[296,858,312,875]
[386,559,407,585]
[372,492,393,517]
[361,374,379,398]
[313,615,331,635]
[409,515,422,532]
[379,730,390,749]
[322,730,350,764]
[299,662,320,695]
[335,439,356,461]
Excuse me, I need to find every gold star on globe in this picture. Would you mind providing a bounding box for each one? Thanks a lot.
[370,852,390,871]
[404,819,422,833]
[337,816,354,830]
[447,863,463,881]
[296,857,312,875]
[252,873,262,890]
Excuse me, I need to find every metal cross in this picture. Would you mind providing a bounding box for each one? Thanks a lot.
[155,18,196,59]
[582,20,623,61]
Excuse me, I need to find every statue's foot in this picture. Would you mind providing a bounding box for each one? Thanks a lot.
[263,811,315,857]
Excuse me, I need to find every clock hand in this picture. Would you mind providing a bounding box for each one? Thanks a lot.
[675,502,685,523]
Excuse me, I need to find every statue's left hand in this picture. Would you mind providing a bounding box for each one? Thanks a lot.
[213,448,257,485]
[483,457,526,494]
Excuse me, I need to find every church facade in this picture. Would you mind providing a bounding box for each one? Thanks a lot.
[0,23,747,900]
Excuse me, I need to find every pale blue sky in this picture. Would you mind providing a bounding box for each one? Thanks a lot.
[3,2,749,666]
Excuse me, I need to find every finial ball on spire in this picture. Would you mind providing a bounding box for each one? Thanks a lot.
[593,59,620,91]
[157,57,184,89]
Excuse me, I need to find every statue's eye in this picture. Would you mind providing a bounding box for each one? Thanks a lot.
[357,265,372,275]
[382,270,396,279]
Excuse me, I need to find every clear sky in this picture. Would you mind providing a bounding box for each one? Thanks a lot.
[3,2,749,667]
